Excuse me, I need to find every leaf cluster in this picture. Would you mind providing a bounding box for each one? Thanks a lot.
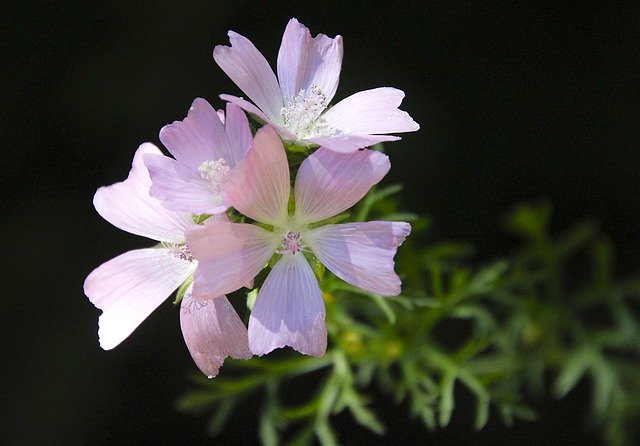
[177,192,640,445]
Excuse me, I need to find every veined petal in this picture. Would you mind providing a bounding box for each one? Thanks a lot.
[277,18,343,105]
[294,147,390,225]
[145,153,226,215]
[219,94,271,124]
[307,134,400,154]
[187,222,279,298]
[159,98,231,170]
[248,253,327,357]
[93,143,195,243]
[223,103,253,168]
[225,126,290,226]
[322,87,419,136]
[305,222,411,296]
[84,248,195,350]
[220,94,299,142]
[180,286,251,378]
[214,31,283,123]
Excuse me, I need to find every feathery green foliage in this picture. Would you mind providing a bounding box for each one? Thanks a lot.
[177,188,640,445]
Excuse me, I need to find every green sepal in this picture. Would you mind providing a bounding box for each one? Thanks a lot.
[307,212,350,229]
[246,288,258,310]
[192,213,212,225]
[174,275,194,305]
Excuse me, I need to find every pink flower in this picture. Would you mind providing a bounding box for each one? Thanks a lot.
[213,18,419,153]
[84,143,251,378]
[186,126,411,357]
[144,98,253,215]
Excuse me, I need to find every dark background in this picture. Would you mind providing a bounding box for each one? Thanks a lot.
[3,1,639,444]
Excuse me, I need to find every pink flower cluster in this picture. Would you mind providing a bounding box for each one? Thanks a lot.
[84,19,418,378]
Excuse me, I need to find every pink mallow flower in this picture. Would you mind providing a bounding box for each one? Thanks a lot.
[186,126,411,357]
[213,18,419,153]
[84,143,251,378]
[144,98,252,215]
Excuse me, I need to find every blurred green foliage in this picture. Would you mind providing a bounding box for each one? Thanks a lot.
[177,188,640,445]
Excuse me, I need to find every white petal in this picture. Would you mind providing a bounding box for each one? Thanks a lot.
[159,98,231,170]
[294,147,390,225]
[145,153,226,215]
[223,103,253,168]
[214,31,283,123]
[180,286,251,378]
[307,134,400,153]
[248,253,327,357]
[84,248,195,350]
[277,18,343,104]
[305,222,411,296]
[322,87,419,136]
[93,143,195,243]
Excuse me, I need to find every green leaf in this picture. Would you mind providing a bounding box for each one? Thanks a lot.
[554,348,590,398]
[207,398,239,436]
[466,261,509,294]
[438,371,456,427]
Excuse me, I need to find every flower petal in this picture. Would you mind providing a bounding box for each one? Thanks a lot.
[307,134,400,154]
[277,18,343,105]
[93,143,195,243]
[225,126,290,226]
[187,221,279,298]
[219,94,271,124]
[145,153,226,215]
[84,248,195,350]
[322,87,419,136]
[294,147,390,225]
[214,31,283,123]
[305,222,411,296]
[159,98,231,170]
[248,253,327,357]
[180,286,251,378]
[223,103,253,168]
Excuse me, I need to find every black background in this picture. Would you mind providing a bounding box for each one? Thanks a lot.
[3,1,639,444]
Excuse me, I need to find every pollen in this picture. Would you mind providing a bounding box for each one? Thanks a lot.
[198,158,230,192]
[281,85,334,139]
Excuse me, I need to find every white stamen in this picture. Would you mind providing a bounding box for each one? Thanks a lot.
[281,85,335,139]
[198,158,230,192]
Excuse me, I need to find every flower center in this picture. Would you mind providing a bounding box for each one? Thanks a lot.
[281,85,334,139]
[278,230,304,255]
[198,158,230,192]
[162,242,195,263]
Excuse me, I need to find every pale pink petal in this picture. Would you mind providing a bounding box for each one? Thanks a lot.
[223,103,253,168]
[159,98,231,170]
[224,126,290,226]
[214,31,283,123]
[84,248,195,350]
[248,253,327,357]
[304,222,411,296]
[180,285,251,378]
[322,87,419,136]
[294,148,390,225]
[187,221,279,298]
[219,94,299,141]
[219,94,271,124]
[277,18,343,104]
[145,153,226,215]
[93,143,195,243]
[307,134,400,153]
